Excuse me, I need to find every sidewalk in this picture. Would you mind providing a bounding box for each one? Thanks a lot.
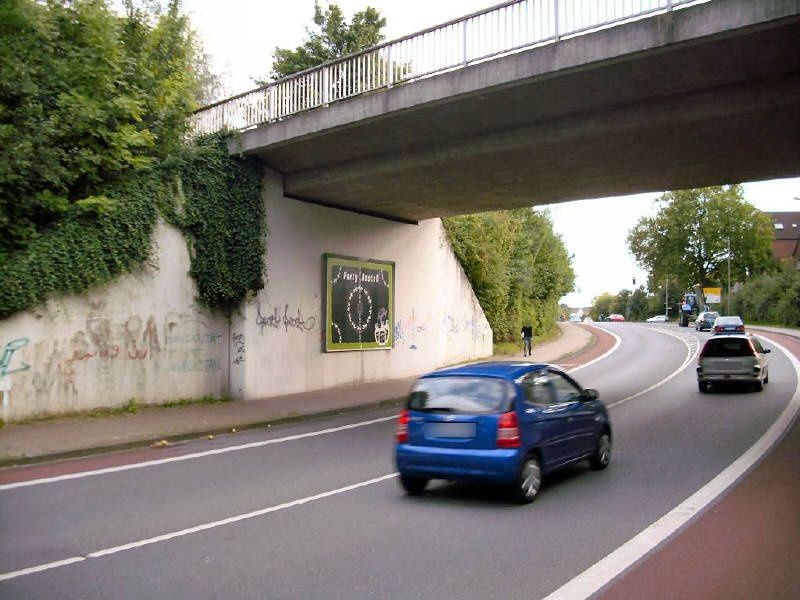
[0,322,594,466]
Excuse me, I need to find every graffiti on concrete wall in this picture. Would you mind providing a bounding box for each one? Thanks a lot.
[232,333,246,365]
[0,338,30,376]
[256,303,316,334]
[8,313,224,399]
[393,309,426,350]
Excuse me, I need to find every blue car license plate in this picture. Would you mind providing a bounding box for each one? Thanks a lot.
[424,423,476,438]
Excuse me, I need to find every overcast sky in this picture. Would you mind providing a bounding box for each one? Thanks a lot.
[178,0,800,307]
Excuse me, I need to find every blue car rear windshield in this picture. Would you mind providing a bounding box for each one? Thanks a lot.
[408,377,512,414]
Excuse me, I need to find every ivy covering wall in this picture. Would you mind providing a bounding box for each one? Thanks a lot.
[168,135,265,313]
[0,135,265,320]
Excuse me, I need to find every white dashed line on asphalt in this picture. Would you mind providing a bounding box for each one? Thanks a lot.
[0,416,397,491]
[0,473,399,582]
[606,325,697,409]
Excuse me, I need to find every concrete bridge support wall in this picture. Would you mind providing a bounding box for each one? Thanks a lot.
[229,167,493,401]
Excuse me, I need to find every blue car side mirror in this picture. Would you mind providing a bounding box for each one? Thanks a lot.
[583,388,599,401]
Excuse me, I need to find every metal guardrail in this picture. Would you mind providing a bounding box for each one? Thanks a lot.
[190,0,700,136]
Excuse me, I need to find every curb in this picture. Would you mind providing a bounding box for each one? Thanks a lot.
[749,326,800,342]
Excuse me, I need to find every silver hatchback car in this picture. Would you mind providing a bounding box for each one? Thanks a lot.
[697,334,771,392]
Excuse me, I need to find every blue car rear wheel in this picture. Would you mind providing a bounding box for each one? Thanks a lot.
[399,475,428,495]
[511,456,542,504]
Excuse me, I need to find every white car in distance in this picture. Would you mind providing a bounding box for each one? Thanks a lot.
[646,315,668,323]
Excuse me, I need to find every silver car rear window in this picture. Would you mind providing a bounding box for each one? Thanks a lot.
[408,377,512,414]
[703,338,753,358]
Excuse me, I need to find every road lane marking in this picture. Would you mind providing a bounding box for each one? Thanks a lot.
[0,324,664,491]
[0,557,85,583]
[0,416,397,491]
[607,326,697,409]
[567,325,621,374]
[543,335,800,600]
[0,473,399,582]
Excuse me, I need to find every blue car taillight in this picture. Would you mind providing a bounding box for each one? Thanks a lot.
[496,411,520,448]
[396,409,409,443]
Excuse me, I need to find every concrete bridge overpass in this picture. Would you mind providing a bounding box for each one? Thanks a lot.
[197,0,800,223]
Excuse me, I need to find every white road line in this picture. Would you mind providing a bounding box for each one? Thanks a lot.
[0,557,86,583]
[0,473,398,582]
[543,335,800,600]
[0,416,396,491]
[607,326,697,409]
[566,325,621,374]
[0,324,634,492]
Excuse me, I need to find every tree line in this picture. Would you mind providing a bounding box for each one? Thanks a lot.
[444,209,575,341]
[590,185,799,327]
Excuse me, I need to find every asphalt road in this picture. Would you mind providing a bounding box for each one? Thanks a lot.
[0,323,796,599]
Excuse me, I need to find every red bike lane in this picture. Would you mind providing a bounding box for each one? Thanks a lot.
[597,329,800,599]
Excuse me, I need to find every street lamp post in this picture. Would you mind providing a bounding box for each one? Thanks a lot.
[727,238,731,314]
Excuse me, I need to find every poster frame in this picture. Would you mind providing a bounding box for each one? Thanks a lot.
[322,253,395,353]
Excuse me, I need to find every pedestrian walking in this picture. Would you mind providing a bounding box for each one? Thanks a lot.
[520,321,533,357]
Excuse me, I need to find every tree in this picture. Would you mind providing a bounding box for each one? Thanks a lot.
[444,208,574,342]
[590,293,615,321]
[265,2,386,81]
[627,186,775,293]
[0,0,213,258]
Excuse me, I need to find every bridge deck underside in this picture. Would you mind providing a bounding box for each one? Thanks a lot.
[238,3,800,222]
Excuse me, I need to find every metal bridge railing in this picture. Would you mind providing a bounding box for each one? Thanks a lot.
[190,0,699,137]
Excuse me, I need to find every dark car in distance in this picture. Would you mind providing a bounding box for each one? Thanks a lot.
[394,362,612,503]
[712,315,745,334]
[695,311,720,331]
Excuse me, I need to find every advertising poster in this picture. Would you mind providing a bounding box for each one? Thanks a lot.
[323,254,394,352]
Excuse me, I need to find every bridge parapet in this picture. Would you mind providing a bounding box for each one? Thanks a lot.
[190,0,699,136]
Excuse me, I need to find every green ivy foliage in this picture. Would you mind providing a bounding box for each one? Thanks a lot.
[444,208,575,341]
[0,2,260,321]
[0,135,265,320]
[168,135,265,314]
[0,173,163,319]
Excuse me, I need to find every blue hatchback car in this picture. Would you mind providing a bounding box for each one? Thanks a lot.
[395,362,612,503]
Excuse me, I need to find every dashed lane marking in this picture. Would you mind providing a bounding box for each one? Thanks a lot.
[0,473,399,582]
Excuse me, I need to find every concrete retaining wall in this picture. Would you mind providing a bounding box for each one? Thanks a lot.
[0,222,229,421]
[229,167,493,400]
[0,168,493,420]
